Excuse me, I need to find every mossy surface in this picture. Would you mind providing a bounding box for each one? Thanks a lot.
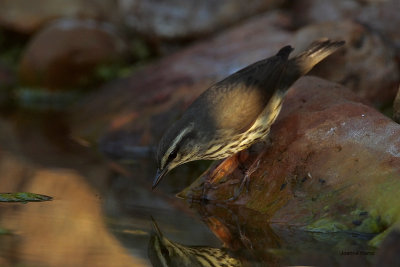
[305,218,348,233]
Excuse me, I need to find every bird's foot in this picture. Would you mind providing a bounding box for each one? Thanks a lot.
[200,179,224,202]
[201,179,230,203]
[226,159,261,202]
[200,180,211,203]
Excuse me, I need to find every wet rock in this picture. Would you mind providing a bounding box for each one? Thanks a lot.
[180,77,400,246]
[191,204,375,266]
[119,0,284,40]
[292,21,399,107]
[394,85,400,123]
[70,11,293,146]
[19,18,126,90]
[0,0,113,34]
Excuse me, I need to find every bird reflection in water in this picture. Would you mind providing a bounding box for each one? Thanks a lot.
[148,217,242,267]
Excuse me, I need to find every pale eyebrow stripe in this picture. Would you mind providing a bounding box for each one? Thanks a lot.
[161,123,194,169]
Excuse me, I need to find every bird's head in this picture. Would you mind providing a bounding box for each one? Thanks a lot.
[148,217,176,266]
[153,122,200,189]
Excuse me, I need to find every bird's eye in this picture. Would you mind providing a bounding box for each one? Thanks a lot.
[160,246,169,257]
[168,149,178,162]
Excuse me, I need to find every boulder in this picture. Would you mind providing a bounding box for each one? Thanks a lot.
[19,18,126,90]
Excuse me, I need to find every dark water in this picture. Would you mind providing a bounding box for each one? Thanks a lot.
[0,111,376,266]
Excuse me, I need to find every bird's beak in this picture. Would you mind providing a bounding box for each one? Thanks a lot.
[150,216,163,237]
[152,167,168,190]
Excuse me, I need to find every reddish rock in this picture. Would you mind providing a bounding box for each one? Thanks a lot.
[292,21,399,107]
[19,18,126,90]
[179,77,400,246]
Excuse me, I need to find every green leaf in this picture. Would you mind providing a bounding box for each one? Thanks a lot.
[0,227,12,235]
[0,192,53,203]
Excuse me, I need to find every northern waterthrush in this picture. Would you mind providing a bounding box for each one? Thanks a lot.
[153,39,345,189]
[148,218,242,267]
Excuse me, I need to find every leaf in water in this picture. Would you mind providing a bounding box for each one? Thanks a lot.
[0,227,12,235]
[0,192,53,202]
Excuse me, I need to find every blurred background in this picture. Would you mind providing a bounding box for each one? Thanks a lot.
[0,0,399,266]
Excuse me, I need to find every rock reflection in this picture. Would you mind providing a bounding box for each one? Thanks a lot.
[191,203,375,266]
[148,217,242,267]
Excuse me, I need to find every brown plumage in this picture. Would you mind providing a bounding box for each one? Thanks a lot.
[154,39,345,189]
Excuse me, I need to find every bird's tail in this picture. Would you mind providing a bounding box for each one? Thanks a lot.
[290,39,345,75]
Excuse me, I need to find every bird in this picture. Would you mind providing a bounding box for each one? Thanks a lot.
[148,217,242,267]
[153,39,345,191]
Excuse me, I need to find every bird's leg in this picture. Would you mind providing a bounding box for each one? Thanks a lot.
[241,158,261,193]
[227,158,261,202]
[200,180,212,203]
[215,204,254,250]
[210,154,241,184]
[226,140,270,202]
[200,152,247,202]
[233,213,254,250]
[200,173,224,202]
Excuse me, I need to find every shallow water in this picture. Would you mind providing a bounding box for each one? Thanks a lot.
[0,111,221,266]
[0,111,376,266]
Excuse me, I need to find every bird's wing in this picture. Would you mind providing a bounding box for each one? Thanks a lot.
[208,83,268,132]
[202,58,289,134]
